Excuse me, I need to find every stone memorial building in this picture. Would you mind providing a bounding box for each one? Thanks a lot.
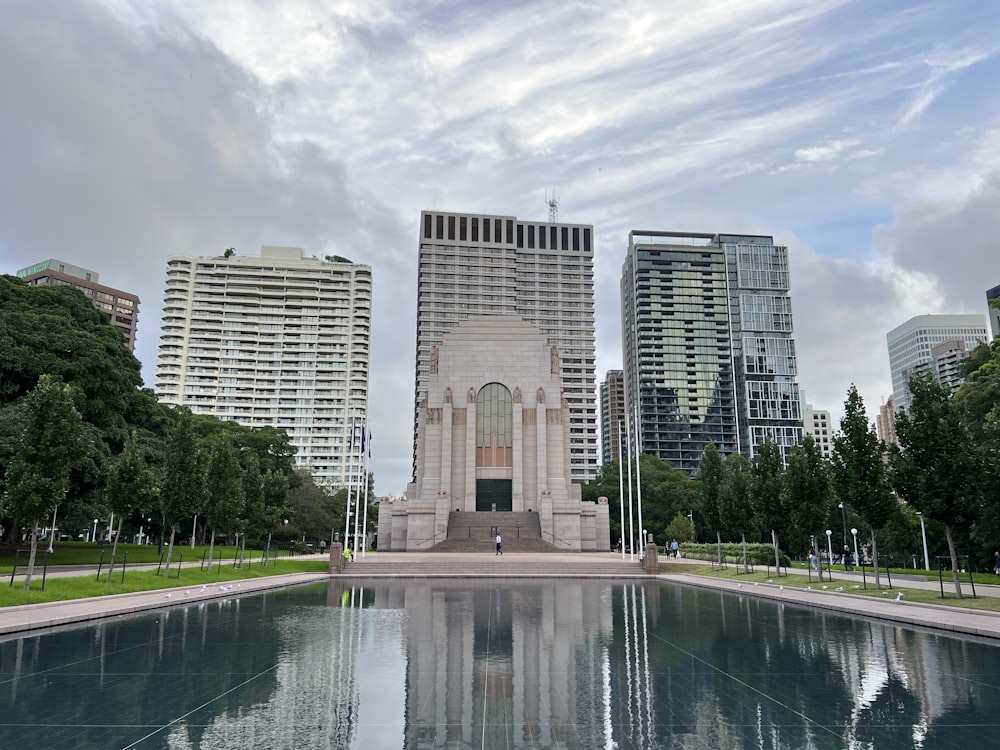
[378,316,609,551]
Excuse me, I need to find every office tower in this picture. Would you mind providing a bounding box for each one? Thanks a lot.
[987,284,1000,339]
[886,314,989,413]
[155,246,372,490]
[876,395,898,445]
[15,259,140,350]
[599,370,626,465]
[799,390,833,459]
[621,231,802,475]
[414,211,598,484]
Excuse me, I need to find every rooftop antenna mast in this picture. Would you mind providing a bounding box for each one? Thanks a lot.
[546,190,559,222]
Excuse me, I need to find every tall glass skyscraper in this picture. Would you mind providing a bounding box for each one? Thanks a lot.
[621,231,801,474]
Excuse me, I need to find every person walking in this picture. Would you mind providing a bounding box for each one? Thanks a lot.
[495,533,502,555]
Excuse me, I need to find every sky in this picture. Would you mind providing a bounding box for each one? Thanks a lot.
[2,0,999,497]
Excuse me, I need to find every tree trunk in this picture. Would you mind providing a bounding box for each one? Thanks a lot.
[945,524,964,599]
[871,527,882,590]
[716,530,723,567]
[265,532,273,565]
[21,517,40,591]
[740,531,748,573]
[812,534,823,583]
[163,525,177,577]
[206,527,216,574]
[106,516,125,583]
[771,529,780,576]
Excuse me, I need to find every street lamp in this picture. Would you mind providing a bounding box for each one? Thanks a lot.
[838,502,847,546]
[851,528,858,565]
[825,529,834,570]
[92,518,98,543]
[916,512,930,571]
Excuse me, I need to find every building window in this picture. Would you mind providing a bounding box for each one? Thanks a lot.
[476,383,513,468]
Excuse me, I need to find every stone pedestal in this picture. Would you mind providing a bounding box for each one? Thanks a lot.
[329,543,344,573]
[644,544,659,574]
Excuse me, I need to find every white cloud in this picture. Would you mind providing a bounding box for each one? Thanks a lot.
[4,0,1000,493]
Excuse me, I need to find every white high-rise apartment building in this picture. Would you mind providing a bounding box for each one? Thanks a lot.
[155,246,372,490]
[414,211,598,483]
[886,314,989,413]
[799,390,833,459]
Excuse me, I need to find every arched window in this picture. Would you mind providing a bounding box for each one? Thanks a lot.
[476,383,513,468]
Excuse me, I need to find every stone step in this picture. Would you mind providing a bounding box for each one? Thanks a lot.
[341,557,646,578]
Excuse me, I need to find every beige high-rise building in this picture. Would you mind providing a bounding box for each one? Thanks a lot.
[154,246,372,490]
[600,369,626,465]
[413,211,598,484]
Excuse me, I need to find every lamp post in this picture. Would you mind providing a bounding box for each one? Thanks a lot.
[917,512,930,571]
[851,528,858,565]
[838,502,847,546]
[825,529,834,570]
[92,518,98,543]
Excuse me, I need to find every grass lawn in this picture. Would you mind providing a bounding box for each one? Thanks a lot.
[0,557,329,608]
[0,540,305,569]
[664,561,1000,612]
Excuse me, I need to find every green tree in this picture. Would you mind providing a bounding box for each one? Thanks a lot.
[954,339,1000,564]
[892,373,984,596]
[750,439,787,574]
[236,450,264,568]
[785,435,834,581]
[665,512,694,545]
[831,385,898,588]
[260,469,291,561]
[719,453,754,572]
[0,276,147,534]
[159,409,204,576]
[3,375,90,589]
[104,429,160,581]
[203,438,244,572]
[698,441,726,563]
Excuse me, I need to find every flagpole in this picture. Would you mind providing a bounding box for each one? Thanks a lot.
[343,416,356,548]
[360,427,371,558]
[633,402,645,559]
[625,412,635,561]
[352,419,364,558]
[617,422,626,560]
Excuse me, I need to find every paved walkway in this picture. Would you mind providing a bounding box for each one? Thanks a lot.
[3,552,1000,642]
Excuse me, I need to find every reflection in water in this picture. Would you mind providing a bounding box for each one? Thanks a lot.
[2,580,1000,748]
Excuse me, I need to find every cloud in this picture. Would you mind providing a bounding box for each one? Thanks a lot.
[4,0,1000,493]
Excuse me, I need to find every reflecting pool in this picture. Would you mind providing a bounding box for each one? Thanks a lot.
[3,579,1000,748]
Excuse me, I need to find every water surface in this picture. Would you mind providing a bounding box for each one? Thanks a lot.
[1,579,999,748]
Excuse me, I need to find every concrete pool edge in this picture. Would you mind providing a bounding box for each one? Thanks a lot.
[666,572,1000,641]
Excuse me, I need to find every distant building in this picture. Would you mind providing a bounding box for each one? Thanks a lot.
[154,246,372,490]
[15,259,140,350]
[886,314,989,413]
[599,370,626,465]
[799,391,833,458]
[621,231,801,474]
[987,284,1000,339]
[876,395,898,445]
